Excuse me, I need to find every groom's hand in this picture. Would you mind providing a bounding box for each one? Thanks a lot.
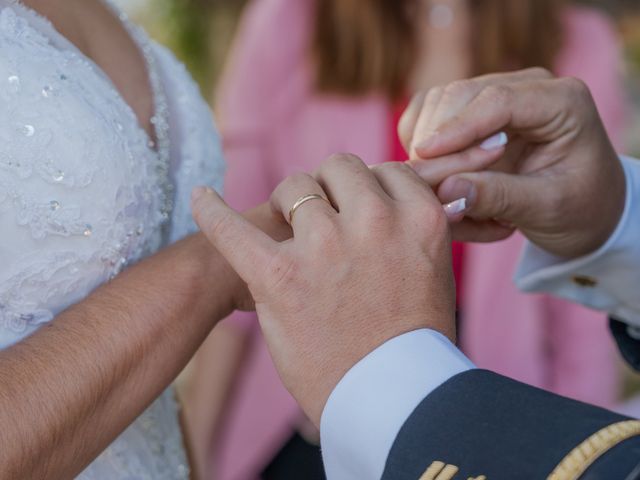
[230,203,292,311]
[192,155,456,426]
[400,68,626,259]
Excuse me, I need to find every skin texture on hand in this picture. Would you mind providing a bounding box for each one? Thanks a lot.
[399,68,626,259]
[231,203,293,310]
[192,155,456,426]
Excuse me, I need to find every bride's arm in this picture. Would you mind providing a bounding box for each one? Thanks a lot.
[0,203,287,480]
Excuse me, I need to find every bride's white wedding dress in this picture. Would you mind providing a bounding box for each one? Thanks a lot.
[0,1,224,477]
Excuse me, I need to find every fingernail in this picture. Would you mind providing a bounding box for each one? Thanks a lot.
[443,198,468,216]
[480,132,508,151]
[191,186,215,203]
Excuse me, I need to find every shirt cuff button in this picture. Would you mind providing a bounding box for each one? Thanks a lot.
[572,275,598,287]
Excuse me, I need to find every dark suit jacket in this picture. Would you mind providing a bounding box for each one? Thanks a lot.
[381,320,640,480]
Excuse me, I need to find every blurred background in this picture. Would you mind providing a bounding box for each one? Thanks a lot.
[112,1,640,479]
[116,0,640,152]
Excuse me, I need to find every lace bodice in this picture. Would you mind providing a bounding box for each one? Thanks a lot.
[0,2,225,478]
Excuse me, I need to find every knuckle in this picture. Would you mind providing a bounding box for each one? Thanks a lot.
[324,152,364,170]
[276,172,314,194]
[490,176,511,219]
[424,86,445,105]
[307,215,341,250]
[443,80,470,99]
[424,200,449,231]
[526,66,553,79]
[203,209,234,239]
[375,161,411,175]
[559,77,591,102]
[360,196,395,229]
[481,84,513,107]
[554,77,598,129]
[410,199,450,247]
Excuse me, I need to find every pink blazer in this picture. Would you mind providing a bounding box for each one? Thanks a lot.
[214,1,627,478]
[461,9,626,401]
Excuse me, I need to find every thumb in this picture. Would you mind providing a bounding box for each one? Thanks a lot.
[191,187,280,286]
[438,171,545,224]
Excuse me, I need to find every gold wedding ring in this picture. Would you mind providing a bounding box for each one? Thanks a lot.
[289,194,330,223]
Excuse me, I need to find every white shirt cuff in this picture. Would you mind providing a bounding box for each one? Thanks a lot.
[319,329,474,480]
[515,156,640,327]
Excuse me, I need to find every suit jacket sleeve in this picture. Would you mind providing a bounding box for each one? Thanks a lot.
[383,370,640,480]
[610,318,640,372]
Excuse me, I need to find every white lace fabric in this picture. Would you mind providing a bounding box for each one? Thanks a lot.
[0,1,225,477]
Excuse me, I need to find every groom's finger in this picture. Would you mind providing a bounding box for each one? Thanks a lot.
[425,68,554,139]
[270,173,337,234]
[314,154,388,212]
[398,91,426,155]
[414,78,573,158]
[408,69,554,159]
[192,187,280,285]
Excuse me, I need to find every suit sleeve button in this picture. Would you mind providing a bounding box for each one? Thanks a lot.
[572,275,598,287]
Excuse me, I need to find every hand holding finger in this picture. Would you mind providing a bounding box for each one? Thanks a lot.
[191,186,280,289]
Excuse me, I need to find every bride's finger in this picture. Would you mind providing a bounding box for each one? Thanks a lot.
[270,173,337,233]
[192,186,280,285]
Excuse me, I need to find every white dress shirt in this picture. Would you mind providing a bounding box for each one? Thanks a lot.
[515,156,640,328]
[320,156,640,479]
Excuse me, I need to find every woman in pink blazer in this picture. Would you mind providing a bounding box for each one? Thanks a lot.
[182,1,627,478]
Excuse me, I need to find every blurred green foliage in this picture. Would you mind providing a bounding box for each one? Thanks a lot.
[157,0,213,87]
[143,0,247,100]
[625,27,640,73]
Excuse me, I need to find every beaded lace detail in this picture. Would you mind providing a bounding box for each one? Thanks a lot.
[0,1,224,478]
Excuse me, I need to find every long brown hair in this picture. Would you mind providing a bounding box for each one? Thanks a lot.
[312,0,566,99]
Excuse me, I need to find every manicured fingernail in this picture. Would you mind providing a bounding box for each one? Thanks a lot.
[480,132,508,151]
[443,198,468,217]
